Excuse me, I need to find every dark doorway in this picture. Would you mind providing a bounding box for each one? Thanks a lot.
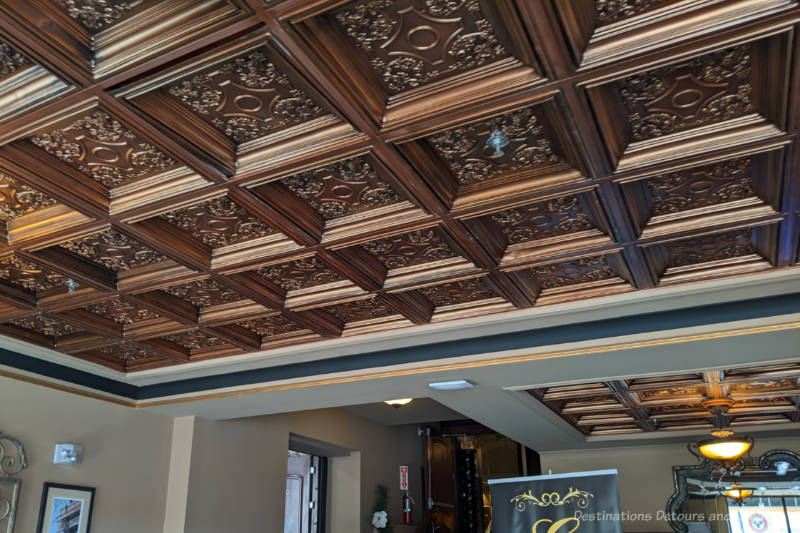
[284,451,326,533]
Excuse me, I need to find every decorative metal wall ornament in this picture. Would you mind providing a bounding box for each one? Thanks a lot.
[0,432,27,533]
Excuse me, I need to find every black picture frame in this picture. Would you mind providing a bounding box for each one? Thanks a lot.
[35,482,96,533]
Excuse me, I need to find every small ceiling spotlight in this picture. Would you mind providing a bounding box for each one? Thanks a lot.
[384,398,413,408]
[65,279,79,294]
[428,379,474,391]
[486,128,509,157]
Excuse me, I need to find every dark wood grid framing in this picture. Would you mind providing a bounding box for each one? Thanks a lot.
[528,362,800,435]
[0,0,794,371]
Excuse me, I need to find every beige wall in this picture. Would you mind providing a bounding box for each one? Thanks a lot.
[180,408,423,533]
[0,376,172,533]
[540,436,800,532]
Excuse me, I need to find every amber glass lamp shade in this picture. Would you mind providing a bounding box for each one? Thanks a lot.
[724,485,753,503]
[692,430,753,461]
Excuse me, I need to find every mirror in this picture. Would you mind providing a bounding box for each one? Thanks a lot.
[667,450,800,533]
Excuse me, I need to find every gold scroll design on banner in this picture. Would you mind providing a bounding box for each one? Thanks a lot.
[511,487,594,511]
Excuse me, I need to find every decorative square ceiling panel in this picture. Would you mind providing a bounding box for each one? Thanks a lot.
[2,0,251,79]
[353,226,476,287]
[0,254,69,298]
[412,276,513,321]
[234,313,315,349]
[5,313,83,339]
[123,33,348,176]
[159,195,278,249]
[77,340,177,371]
[511,253,634,305]
[6,103,208,214]
[162,278,247,309]
[399,98,586,212]
[332,0,510,95]
[586,33,790,172]
[138,194,299,270]
[290,0,540,125]
[553,0,794,69]
[319,295,410,335]
[85,297,161,325]
[462,191,613,266]
[643,225,777,285]
[620,152,784,239]
[57,228,167,272]
[249,152,428,243]
[28,109,181,190]
[254,255,362,308]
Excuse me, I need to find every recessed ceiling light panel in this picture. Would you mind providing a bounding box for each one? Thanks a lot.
[428,379,474,391]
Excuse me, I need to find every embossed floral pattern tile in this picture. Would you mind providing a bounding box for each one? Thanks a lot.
[163,278,245,308]
[279,155,404,220]
[617,44,754,142]
[418,277,498,307]
[159,196,277,248]
[0,172,57,221]
[167,47,326,144]
[488,196,595,244]
[258,256,345,291]
[0,40,30,81]
[29,110,181,189]
[0,255,68,294]
[595,0,675,25]
[53,0,140,32]
[426,105,562,187]
[644,158,756,216]
[527,256,619,290]
[359,228,458,269]
[8,313,83,338]
[86,297,160,325]
[59,229,167,272]
[664,228,758,269]
[332,0,511,94]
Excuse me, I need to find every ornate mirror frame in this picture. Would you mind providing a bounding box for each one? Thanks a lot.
[666,449,800,533]
[0,432,27,533]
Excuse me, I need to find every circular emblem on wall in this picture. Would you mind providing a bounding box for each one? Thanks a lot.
[748,513,768,532]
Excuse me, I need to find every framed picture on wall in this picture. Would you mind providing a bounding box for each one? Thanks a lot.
[35,483,95,533]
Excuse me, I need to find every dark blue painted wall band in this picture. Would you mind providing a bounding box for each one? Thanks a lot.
[0,346,139,398]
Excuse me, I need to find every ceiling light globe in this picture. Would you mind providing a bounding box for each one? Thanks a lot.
[697,438,752,461]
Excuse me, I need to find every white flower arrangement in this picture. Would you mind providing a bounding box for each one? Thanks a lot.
[372,510,388,529]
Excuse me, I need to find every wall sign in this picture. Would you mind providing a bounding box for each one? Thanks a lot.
[489,470,622,533]
[399,465,409,491]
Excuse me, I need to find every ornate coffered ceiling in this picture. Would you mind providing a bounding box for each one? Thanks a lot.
[529,362,800,435]
[0,0,796,373]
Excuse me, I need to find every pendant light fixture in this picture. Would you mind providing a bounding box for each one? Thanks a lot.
[724,484,753,504]
[688,399,753,462]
